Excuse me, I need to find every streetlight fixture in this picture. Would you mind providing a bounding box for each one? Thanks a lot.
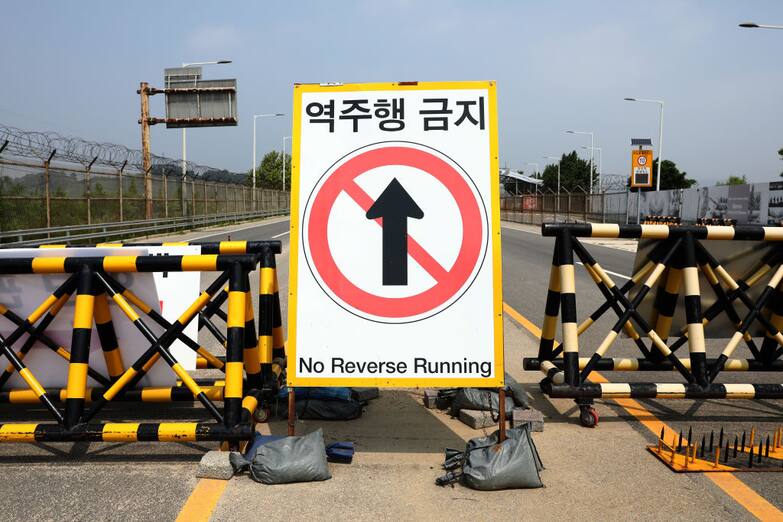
[282,136,292,192]
[524,163,540,197]
[179,60,232,209]
[252,113,285,209]
[624,97,664,191]
[544,155,561,212]
[566,130,595,193]
[544,156,561,195]
[739,22,783,29]
[581,146,602,192]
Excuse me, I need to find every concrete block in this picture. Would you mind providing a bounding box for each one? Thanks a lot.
[458,409,497,429]
[423,389,439,409]
[196,450,234,480]
[512,407,544,432]
[351,387,380,402]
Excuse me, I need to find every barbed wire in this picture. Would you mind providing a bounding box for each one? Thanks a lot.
[0,124,241,178]
[600,174,628,192]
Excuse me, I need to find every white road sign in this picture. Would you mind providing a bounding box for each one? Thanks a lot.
[0,247,174,387]
[146,245,201,370]
[288,81,503,387]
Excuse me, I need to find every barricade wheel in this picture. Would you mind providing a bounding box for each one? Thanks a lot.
[579,406,599,428]
[253,406,271,423]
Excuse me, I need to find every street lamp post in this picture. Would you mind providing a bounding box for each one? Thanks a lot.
[566,130,595,193]
[545,155,561,212]
[179,60,232,215]
[252,113,285,210]
[524,163,540,197]
[282,136,292,192]
[581,146,602,192]
[624,97,664,191]
[544,155,561,192]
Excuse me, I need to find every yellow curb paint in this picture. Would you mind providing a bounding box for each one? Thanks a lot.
[175,479,228,522]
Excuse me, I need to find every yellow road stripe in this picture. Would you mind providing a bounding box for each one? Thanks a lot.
[502,300,783,521]
[175,477,228,522]
[175,423,271,522]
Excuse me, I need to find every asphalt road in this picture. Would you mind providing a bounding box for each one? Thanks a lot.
[0,216,782,520]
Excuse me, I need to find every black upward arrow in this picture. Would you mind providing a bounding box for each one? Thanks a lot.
[366,178,424,285]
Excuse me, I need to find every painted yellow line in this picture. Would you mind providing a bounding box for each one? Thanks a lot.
[176,423,273,521]
[708,474,783,521]
[502,300,783,521]
[175,479,227,522]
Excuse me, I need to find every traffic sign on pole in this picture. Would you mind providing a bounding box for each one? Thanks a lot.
[631,149,654,188]
[288,81,502,387]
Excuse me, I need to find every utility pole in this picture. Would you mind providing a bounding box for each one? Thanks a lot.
[139,81,153,220]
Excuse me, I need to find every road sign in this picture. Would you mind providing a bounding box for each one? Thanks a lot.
[0,247,174,388]
[163,68,237,128]
[288,81,502,387]
[631,149,654,188]
[146,245,200,370]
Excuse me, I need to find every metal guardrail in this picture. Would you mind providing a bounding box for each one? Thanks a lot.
[0,209,289,247]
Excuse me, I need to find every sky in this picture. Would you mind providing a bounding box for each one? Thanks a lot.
[2,1,782,187]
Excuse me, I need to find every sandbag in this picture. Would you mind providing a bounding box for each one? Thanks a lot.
[449,388,514,417]
[436,425,544,490]
[275,386,364,420]
[230,428,331,485]
[463,426,543,490]
[294,399,363,420]
[280,386,354,401]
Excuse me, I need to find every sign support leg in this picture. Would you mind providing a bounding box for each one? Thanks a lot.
[288,389,296,436]
[498,387,506,442]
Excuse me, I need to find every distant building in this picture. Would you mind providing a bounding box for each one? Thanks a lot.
[499,168,542,195]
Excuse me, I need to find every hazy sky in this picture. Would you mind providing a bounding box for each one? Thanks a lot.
[2,1,782,186]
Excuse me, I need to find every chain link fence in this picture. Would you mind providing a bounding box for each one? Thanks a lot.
[500,190,631,226]
[0,125,288,233]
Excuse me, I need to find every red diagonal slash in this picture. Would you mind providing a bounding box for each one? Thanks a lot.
[344,180,450,283]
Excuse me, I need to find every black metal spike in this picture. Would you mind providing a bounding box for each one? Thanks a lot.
[766,436,770,458]
[660,427,665,440]
[758,442,763,463]
[749,445,754,468]
[742,431,746,451]
[700,435,706,457]
[734,436,738,458]
[678,430,683,452]
[687,426,692,445]
[709,431,714,453]
[719,427,724,450]
[723,438,730,463]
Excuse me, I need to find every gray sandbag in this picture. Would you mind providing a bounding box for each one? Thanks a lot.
[229,428,331,485]
[436,425,543,490]
[463,425,543,490]
[450,388,514,417]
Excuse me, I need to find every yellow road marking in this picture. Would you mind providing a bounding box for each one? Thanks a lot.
[502,300,783,521]
[175,424,272,521]
[175,479,228,522]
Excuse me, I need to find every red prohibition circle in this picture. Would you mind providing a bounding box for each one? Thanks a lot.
[306,145,484,319]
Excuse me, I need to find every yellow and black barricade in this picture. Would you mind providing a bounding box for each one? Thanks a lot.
[524,223,783,427]
[0,241,283,445]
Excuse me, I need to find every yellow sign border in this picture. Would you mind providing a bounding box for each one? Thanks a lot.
[287,81,503,387]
